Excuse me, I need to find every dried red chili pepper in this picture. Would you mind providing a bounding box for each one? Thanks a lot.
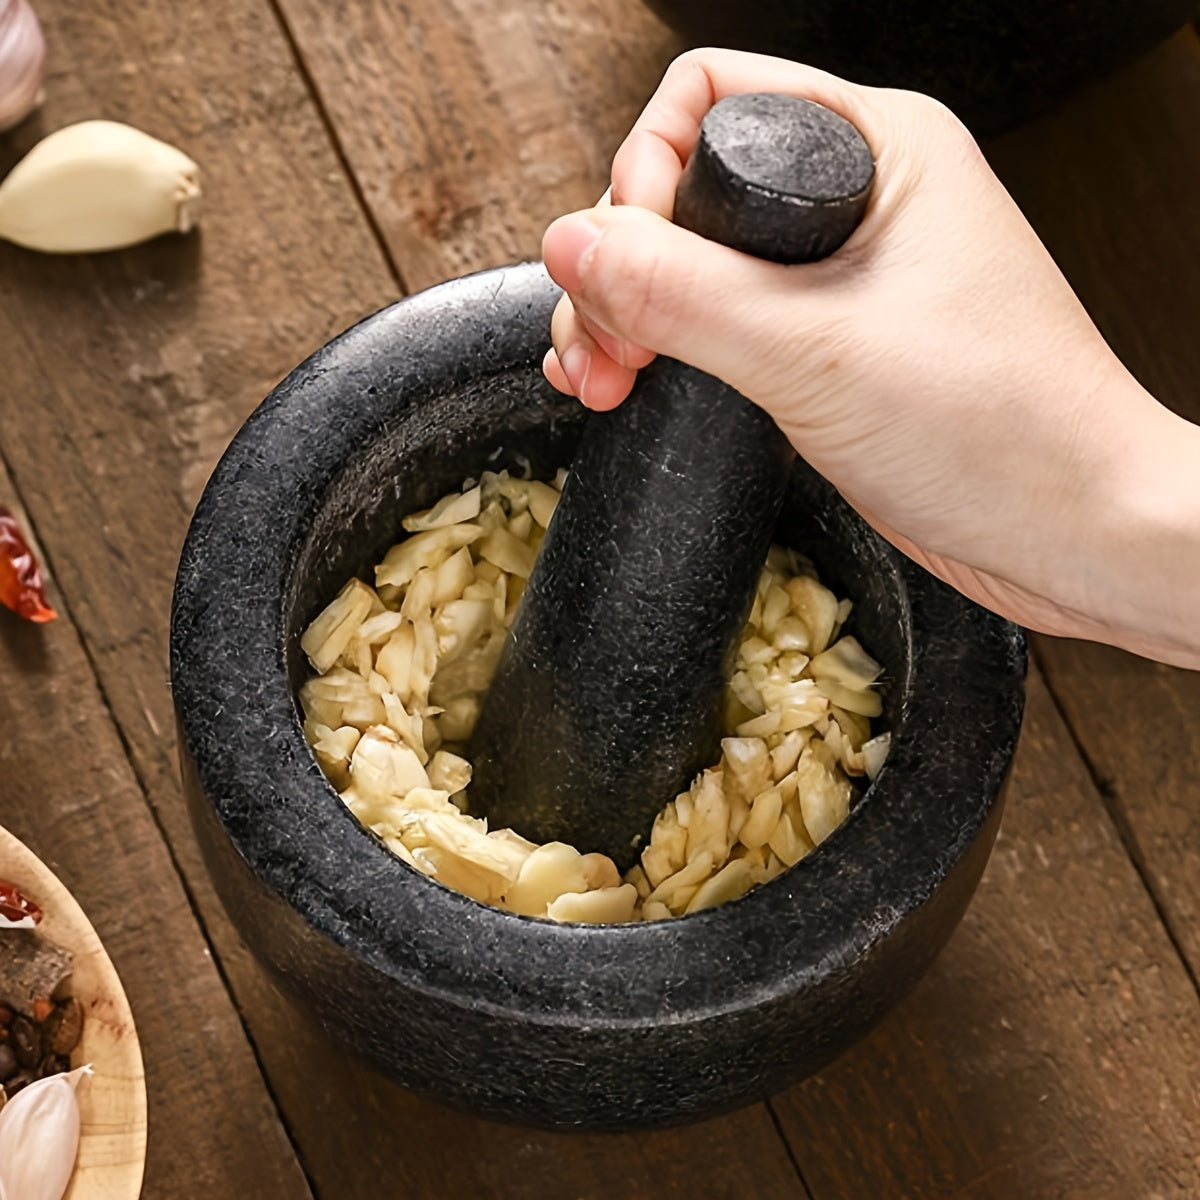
[0,504,56,622]
[0,880,44,926]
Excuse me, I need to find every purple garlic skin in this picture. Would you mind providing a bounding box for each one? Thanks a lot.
[0,0,46,133]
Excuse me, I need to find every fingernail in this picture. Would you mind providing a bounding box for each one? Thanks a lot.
[544,213,603,295]
[559,343,592,405]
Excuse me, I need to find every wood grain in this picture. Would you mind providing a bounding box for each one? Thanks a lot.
[273,0,681,288]
[0,825,147,1200]
[1,1,1197,1196]
[0,471,312,1198]
[986,33,1200,982]
[0,0,401,910]
[225,1011,812,1200]
[0,1,397,1193]
[776,670,1200,1199]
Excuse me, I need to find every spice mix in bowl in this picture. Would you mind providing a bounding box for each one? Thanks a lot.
[0,826,145,1200]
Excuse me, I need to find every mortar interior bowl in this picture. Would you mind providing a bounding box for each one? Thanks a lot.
[170,261,1026,1130]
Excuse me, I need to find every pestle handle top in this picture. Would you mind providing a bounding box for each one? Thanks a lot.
[673,93,874,263]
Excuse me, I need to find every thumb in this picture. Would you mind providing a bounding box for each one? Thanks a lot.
[542,204,812,400]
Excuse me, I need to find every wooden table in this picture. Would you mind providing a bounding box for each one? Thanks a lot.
[1,4,1198,1196]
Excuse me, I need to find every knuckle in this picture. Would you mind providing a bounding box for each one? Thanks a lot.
[876,88,986,185]
[658,48,721,107]
[608,138,638,206]
[666,47,711,81]
[901,90,976,145]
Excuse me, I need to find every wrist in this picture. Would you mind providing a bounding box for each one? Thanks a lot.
[1074,387,1200,668]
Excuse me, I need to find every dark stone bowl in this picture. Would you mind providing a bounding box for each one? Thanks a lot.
[170,262,1026,1130]
[642,0,1196,134]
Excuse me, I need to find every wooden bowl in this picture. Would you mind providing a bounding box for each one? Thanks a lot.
[0,826,146,1199]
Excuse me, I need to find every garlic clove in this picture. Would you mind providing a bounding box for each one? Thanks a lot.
[546,883,637,924]
[0,1064,91,1200]
[0,120,201,253]
[0,0,46,133]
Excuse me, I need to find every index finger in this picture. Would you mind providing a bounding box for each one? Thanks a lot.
[610,49,888,218]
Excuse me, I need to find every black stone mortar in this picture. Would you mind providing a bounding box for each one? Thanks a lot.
[641,0,1196,134]
[170,262,1026,1130]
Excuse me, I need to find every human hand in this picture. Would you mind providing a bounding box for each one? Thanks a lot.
[541,49,1200,669]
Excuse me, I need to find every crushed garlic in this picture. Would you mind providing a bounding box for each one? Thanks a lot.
[300,471,890,922]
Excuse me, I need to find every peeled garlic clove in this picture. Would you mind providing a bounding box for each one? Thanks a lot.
[427,749,472,794]
[785,575,839,654]
[623,864,651,900]
[721,736,773,800]
[401,485,482,533]
[376,525,482,590]
[349,724,430,803]
[547,883,637,924]
[735,709,781,739]
[477,527,536,579]
[0,0,45,133]
[503,842,589,916]
[0,120,201,253]
[645,850,716,911]
[0,1064,91,1200]
[812,676,882,718]
[862,732,891,781]
[795,747,853,847]
[684,858,754,915]
[808,635,884,691]
[523,479,561,529]
[738,787,783,851]
[683,769,731,865]
[301,579,375,673]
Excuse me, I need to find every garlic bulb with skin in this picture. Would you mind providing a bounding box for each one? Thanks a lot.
[0,120,201,253]
[0,0,45,131]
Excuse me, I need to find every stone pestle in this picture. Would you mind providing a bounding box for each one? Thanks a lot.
[468,94,875,870]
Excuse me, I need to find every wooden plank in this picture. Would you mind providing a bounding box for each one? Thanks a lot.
[773,669,1200,1198]
[0,2,807,1195]
[273,0,681,288]
[0,0,401,908]
[0,466,313,1198]
[984,33,1200,977]
[0,3,405,1177]
[218,1001,811,1200]
[5,3,1194,1197]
